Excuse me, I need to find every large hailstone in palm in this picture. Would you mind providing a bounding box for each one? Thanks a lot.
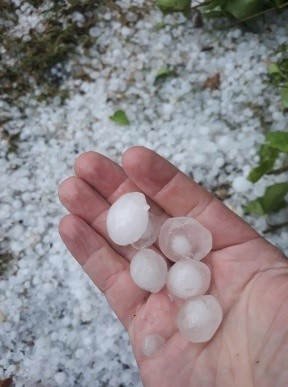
[130,249,168,293]
[167,260,211,299]
[177,295,223,343]
[106,192,150,246]
[159,217,212,262]
[132,213,162,250]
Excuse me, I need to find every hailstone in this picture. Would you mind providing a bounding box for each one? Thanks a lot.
[167,260,211,299]
[130,249,168,293]
[143,334,165,357]
[159,217,212,262]
[132,213,162,249]
[177,295,223,343]
[106,192,150,246]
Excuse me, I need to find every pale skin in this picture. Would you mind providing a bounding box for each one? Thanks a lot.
[58,146,288,387]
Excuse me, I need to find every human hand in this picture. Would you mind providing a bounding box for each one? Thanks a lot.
[58,147,288,387]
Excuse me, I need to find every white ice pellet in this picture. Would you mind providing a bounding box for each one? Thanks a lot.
[54,372,66,385]
[159,217,212,262]
[132,213,161,249]
[106,192,150,246]
[177,295,223,343]
[130,249,168,293]
[143,334,165,357]
[89,26,100,37]
[167,260,211,299]
[232,176,252,193]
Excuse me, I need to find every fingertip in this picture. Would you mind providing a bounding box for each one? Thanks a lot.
[58,214,78,240]
[74,151,100,176]
[58,176,80,205]
[122,146,177,197]
[122,146,152,168]
[58,176,71,203]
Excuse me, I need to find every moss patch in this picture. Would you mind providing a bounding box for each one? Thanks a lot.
[0,1,104,106]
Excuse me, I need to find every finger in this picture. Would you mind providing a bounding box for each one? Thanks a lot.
[58,175,173,274]
[59,214,148,328]
[73,151,168,244]
[74,151,163,216]
[122,146,259,250]
[58,176,136,260]
[74,151,128,200]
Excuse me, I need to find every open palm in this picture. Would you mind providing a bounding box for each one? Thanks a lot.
[58,147,288,387]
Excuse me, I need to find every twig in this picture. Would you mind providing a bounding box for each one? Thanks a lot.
[267,165,288,175]
[263,220,288,234]
[191,1,212,11]
[158,1,213,13]
[224,2,288,28]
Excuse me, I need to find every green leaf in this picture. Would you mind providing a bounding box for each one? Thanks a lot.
[266,131,288,153]
[202,9,225,18]
[268,63,281,75]
[261,182,288,213]
[109,110,130,126]
[247,145,279,182]
[155,67,177,83]
[156,0,191,13]
[248,161,275,183]
[224,0,263,19]
[201,0,226,17]
[245,182,288,215]
[203,0,227,10]
[259,143,280,161]
[245,199,265,215]
[280,85,288,109]
[278,43,288,54]
[272,0,288,6]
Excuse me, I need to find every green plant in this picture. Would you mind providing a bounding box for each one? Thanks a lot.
[156,0,191,14]
[154,67,177,84]
[245,131,288,217]
[156,0,288,21]
[248,131,288,183]
[245,131,288,215]
[245,45,288,221]
[268,44,288,109]
[0,0,103,111]
[245,181,288,216]
[109,110,130,126]
[203,0,288,20]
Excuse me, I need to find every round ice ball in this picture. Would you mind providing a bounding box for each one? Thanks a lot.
[132,213,162,250]
[106,192,150,246]
[167,260,211,299]
[159,217,212,262]
[177,295,223,343]
[130,249,168,293]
